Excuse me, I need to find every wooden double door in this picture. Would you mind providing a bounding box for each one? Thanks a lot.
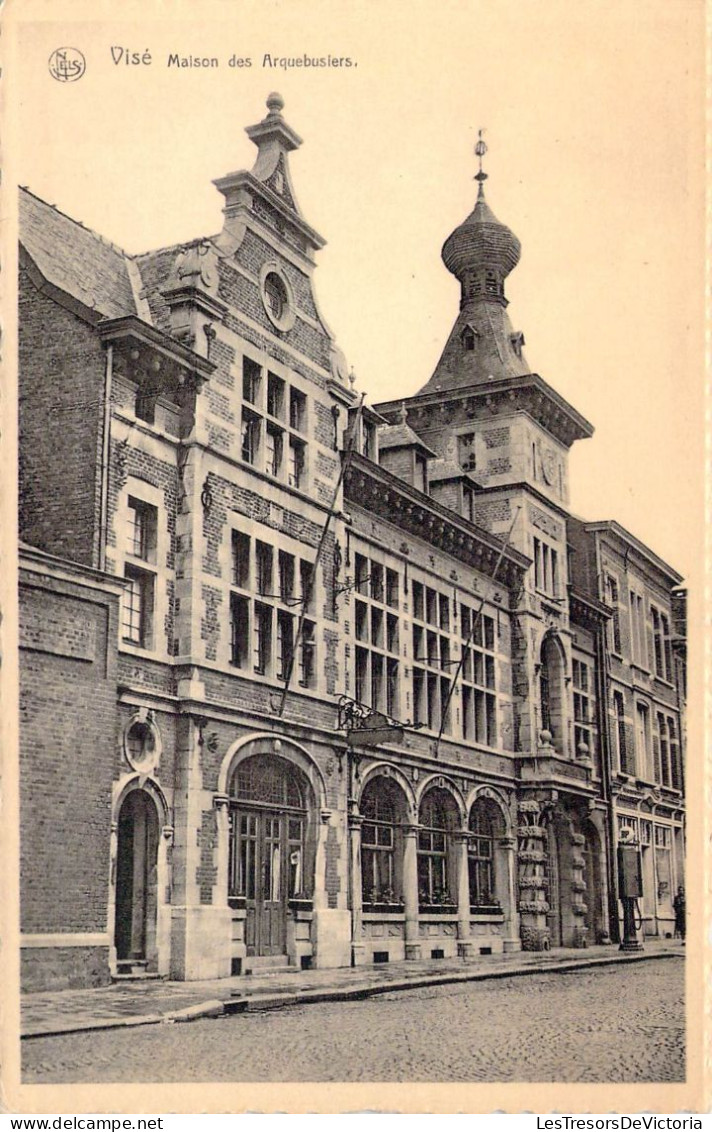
[233,806,305,956]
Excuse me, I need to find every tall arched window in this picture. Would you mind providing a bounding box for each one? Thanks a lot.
[468,799,497,910]
[417,787,458,909]
[360,777,405,909]
[539,633,566,752]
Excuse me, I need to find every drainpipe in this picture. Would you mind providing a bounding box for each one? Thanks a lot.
[592,536,621,943]
[98,344,113,572]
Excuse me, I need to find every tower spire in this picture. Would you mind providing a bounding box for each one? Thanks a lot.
[474,129,488,200]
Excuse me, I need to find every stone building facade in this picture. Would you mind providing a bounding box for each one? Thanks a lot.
[18,94,686,989]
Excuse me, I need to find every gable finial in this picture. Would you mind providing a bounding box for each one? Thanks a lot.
[474,129,488,199]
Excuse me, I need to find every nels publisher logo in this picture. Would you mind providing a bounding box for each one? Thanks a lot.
[48,47,86,82]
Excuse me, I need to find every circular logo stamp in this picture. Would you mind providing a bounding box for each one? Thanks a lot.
[48,48,86,82]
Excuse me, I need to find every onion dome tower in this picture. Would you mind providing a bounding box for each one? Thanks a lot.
[418,132,530,395]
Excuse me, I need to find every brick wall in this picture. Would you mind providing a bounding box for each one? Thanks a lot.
[19,277,104,565]
[19,558,120,989]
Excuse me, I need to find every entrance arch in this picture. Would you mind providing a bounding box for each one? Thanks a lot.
[228,752,316,958]
[115,789,160,970]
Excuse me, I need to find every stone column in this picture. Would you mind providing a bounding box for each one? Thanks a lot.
[455,830,475,961]
[517,800,550,951]
[499,835,521,952]
[349,810,366,966]
[156,824,174,976]
[212,794,230,898]
[107,819,119,973]
[403,823,422,960]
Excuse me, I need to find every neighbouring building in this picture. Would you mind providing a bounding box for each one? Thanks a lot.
[18,94,686,990]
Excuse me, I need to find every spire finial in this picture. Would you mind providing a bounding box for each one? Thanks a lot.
[266,91,285,116]
[474,129,488,199]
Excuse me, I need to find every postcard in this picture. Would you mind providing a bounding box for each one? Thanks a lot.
[1,0,705,1115]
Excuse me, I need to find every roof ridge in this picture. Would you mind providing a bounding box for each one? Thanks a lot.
[20,185,129,258]
[130,234,221,260]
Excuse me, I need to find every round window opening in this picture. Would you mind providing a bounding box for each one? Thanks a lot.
[125,720,156,772]
[264,272,287,320]
[261,268,295,331]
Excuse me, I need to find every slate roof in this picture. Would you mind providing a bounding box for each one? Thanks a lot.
[378,422,437,456]
[19,188,137,319]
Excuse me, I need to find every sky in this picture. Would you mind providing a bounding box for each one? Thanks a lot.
[8,0,704,581]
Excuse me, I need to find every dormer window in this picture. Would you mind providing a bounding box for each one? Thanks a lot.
[461,326,477,352]
[510,331,525,359]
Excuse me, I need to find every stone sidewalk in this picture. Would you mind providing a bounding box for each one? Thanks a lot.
[21,939,682,1039]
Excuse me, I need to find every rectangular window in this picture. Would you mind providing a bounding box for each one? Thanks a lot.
[265,425,283,477]
[300,559,314,613]
[288,438,305,488]
[629,591,647,667]
[231,531,250,589]
[242,357,262,404]
[135,390,156,425]
[355,647,369,705]
[255,541,273,596]
[460,603,498,746]
[636,703,651,780]
[386,658,399,717]
[122,566,154,647]
[289,388,306,432]
[657,712,670,787]
[355,601,369,642]
[669,718,681,790]
[413,667,425,727]
[355,553,369,596]
[533,537,559,597]
[276,610,294,679]
[386,613,399,653]
[267,372,285,419]
[362,422,376,460]
[573,658,595,761]
[241,410,261,465]
[278,551,295,603]
[386,568,399,609]
[370,563,384,603]
[253,602,272,674]
[371,607,384,649]
[605,575,622,653]
[230,593,250,668]
[614,691,631,775]
[371,653,384,711]
[412,581,424,621]
[127,498,157,563]
[299,620,316,687]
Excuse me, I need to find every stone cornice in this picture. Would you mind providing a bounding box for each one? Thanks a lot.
[584,520,684,586]
[98,315,216,379]
[344,452,530,592]
[375,373,594,449]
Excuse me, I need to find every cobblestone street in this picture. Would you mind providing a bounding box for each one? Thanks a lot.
[22,958,684,1084]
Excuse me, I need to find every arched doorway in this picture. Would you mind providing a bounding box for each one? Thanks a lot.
[228,753,313,958]
[115,789,160,970]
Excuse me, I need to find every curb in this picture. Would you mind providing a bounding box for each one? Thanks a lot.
[21,948,681,1039]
